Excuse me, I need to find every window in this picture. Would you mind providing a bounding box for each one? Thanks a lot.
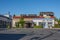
[48,22,52,26]
[42,22,46,26]
[39,22,41,25]
[0,20,3,25]
[48,22,52,24]
[34,22,36,26]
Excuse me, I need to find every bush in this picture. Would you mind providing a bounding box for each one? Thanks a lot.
[7,25,10,29]
[54,24,60,28]
[34,25,43,28]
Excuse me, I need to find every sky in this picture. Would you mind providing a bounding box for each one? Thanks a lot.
[0,0,60,18]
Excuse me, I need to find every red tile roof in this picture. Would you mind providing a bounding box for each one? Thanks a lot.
[50,16,55,18]
[13,16,21,18]
[13,16,55,19]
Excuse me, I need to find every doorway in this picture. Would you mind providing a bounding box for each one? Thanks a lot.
[26,23,32,28]
[24,21,33,28]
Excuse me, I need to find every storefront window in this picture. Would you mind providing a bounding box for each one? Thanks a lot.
[39,22,42,26]
[48,22,52,26]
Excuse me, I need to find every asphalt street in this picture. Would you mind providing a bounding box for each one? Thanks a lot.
[0,28,60,40]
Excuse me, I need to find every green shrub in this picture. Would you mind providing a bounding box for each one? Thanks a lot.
[7,25,10,29]
[34,25,43,28]
[54,24,60,28]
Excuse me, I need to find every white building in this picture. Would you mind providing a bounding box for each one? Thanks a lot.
[33,12,55,28]
[33,18,54,28]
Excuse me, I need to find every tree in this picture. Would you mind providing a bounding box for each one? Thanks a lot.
[54,18,60,28]
[54,17,58,21]
[58,18,60,26]
[19,17,25,28]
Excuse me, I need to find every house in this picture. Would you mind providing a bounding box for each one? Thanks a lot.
[32,12,55,28]
[32,17,54,28]
[12,14,39,28]
[12,12,55,28]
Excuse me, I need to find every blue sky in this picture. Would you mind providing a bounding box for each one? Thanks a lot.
[0,0,60,18]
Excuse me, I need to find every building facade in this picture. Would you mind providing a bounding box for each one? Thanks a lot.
[32,12,54,28]
[0,14,12,28]
[12,12,55,28]
[33,18,54,28]
[12,14,39,28]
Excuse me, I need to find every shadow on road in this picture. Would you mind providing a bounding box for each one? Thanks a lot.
[0,34,26,40]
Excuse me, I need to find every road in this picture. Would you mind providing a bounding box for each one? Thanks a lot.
[0,28,60,40]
